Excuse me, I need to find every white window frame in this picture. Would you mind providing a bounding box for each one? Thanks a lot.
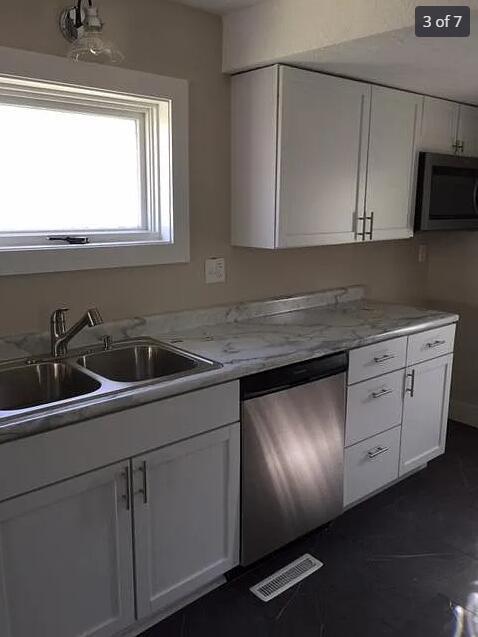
[0,46,189,275]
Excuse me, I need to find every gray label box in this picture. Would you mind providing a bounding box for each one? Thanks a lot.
[415,6,470,37]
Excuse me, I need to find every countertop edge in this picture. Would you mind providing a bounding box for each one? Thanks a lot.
[0,312,459,445]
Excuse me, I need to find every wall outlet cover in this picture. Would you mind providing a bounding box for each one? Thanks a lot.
[205,258,226,284]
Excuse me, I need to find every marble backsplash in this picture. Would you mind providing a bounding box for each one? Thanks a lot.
[0,285,365,363]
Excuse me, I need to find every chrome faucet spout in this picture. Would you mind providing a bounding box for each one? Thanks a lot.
[50,307,103,357]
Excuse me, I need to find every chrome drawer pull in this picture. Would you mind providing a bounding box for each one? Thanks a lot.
[373,353,396,364]
[367,446,390,460]
[370,388,393,400]
[425,339,446,349]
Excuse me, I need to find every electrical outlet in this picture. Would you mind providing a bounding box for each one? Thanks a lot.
[205,258,226,284]
[418,244,428,264]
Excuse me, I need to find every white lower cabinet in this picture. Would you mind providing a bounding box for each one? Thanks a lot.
[0,381,241,637]
[0,462,135,637]
[344,427,401,507]
[133,424,240,619]
[400,354,453,476]
[346,326,456,507]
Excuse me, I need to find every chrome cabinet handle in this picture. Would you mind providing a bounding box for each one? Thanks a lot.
[453,140,464,154]
[366,211,374,240]
[122,466,131,511]
[357,212,374,241]
[373,353,396,364]
[356,215,367,240]
[425,339,446,349]
[367,446,390,460]
[370,388,393,400]
[135,461,148,504]
[406,369,416,397]
[141,461,148,504]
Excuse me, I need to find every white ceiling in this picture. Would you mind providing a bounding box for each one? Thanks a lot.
[175,0,478,104]
[172,0,263,14]
[288,14,478,105]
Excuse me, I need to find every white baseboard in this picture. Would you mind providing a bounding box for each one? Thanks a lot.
[450,400,478,428]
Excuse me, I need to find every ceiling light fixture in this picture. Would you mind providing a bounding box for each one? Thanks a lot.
[59,0,124,65]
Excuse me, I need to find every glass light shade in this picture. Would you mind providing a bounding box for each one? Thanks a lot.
[67,32,124,64]
[67,6,124,64]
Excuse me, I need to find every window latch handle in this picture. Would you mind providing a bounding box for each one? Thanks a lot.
[48,236,90,245]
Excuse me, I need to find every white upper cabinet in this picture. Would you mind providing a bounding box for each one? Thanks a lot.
[420,97,478,156]
[231,64,478,248]
[276,67,370,247]
[232,66,420,248]
[364,87,421,242]
[457,104,478,156]
[232,66,370,248]
[420,97,459,154]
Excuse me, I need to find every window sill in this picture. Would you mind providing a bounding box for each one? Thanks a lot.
[0,240,190,276]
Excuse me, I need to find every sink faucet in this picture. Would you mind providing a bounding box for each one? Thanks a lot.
[50,307,103,357]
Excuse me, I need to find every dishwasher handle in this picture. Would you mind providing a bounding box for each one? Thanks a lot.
[241,352,348,400]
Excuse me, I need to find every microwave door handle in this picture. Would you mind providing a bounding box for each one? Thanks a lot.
[473,179,478,216]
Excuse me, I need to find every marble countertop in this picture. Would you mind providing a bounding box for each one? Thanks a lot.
[0,286,459,443]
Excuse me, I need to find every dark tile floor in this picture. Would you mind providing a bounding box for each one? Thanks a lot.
[143,422,478,636]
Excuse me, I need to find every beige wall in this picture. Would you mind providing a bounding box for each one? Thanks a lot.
[424,233,478,417]
[0,0,427,336]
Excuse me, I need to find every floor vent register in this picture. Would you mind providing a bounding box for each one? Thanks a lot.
[250,554,323,602]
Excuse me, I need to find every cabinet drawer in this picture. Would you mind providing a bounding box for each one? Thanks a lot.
[348,337,407,384]
[344,426,401,507]
[345,370,404,446]
[407,324,456,366]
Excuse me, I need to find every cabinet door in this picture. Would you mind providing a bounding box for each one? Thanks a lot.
[277,66,370,247]
[133,423,240,619]
[420,96,459,153]
[0,463,134,637]
[365,86,422,241]
[457,104,478,156]
[400,354,453,477]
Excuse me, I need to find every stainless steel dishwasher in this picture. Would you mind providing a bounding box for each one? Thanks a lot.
[241,353,347,566]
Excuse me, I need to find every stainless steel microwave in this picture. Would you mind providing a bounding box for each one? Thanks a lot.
[415,152,478,231]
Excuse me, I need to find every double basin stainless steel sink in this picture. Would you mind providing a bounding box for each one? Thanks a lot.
[0,339,221,415]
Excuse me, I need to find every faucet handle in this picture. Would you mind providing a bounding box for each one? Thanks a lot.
[51,308,69,339]
[52,307,69,317]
